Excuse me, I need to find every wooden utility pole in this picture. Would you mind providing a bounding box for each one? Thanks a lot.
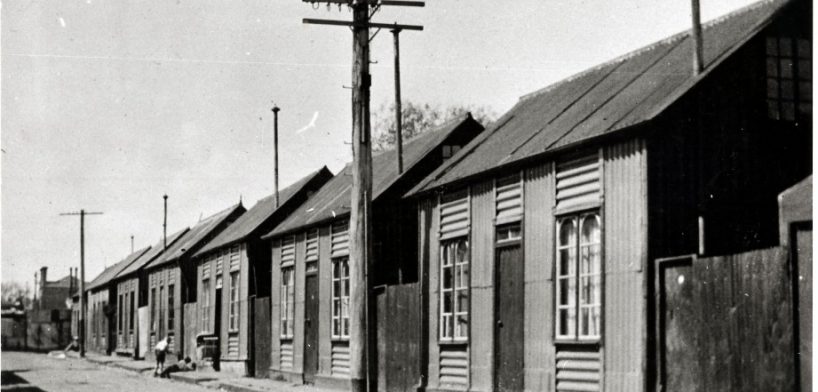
[302,2,423,390]
[392,28,403,174]
[60,209,103,358]
[272,105,281,208]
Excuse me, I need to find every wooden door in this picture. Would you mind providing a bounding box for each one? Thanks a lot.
[304,271,319,383]
[495,244,524,392]
[795,225,812,391]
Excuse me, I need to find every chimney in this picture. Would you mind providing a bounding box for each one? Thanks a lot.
[40,266,47,289]
[691,0,704,75]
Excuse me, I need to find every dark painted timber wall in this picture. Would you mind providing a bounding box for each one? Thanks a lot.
[656,248,794,392]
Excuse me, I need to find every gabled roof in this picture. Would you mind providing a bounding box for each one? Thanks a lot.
[47,275,80,289]
[407,0,790,196]
[86,246,151,291]
[144,204,245,271]
[266,114,482,238]
[115,228,189,279]
[194,166,334,256]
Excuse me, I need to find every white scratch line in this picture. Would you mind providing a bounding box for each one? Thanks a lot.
[295,112,319,134]
[58,17,66,28]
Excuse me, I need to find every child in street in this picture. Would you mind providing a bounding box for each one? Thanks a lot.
[153,337,169,377]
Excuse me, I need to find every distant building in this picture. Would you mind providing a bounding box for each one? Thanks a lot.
[36,266,80,311]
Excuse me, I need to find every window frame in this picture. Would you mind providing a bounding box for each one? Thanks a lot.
[439,236,470,343]
[280,266,295,339]
[766,35,812,123]
[228,271,240,332]
[331,256,350,340]
[554,210,603,343]
[201,278,211,333]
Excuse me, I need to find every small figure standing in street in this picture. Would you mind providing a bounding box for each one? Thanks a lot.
[153,337,169,377]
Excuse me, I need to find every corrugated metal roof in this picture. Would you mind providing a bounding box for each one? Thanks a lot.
[115,228,190,279]
[407,0,789,196]
[143,203,246,271]
[86,246,151,291]
[194,166,333,256]
[266,114,478,238]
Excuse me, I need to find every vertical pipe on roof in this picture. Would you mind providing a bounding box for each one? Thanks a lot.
[163,195,168,249]
[691,0,704,75]
[272,105,281,209]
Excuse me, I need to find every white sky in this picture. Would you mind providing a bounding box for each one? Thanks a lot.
[2,0,758,286]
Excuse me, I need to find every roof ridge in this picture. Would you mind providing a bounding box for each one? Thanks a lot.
[371,112,471,158]
[518,0,783,103]
[256,166,328,203]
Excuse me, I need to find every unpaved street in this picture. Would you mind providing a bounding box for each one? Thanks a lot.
[1,351,208,392]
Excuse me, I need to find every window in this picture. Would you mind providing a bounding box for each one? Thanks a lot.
[280,267,295,339]
[496,224,522,243]
[766,36,811,122]
[128,293,134,332]
[159,286,164,333]
[440,237,470,341]
[331,257,350,339]
[229,272,239,331]
[118,295,123,332]
[150,288,157,332]
[442,145,462,160]
[556,212,602,341]
[168,284,175,331]
[201,279,211,332]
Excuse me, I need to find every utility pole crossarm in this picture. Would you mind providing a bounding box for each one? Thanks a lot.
[302,18,423,31]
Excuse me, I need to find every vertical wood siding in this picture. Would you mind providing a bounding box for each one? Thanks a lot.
[271,241,282,370]
[469,180,494,391]
[603,139,647,391]
[524,162,556,392]
[318,226,333,376]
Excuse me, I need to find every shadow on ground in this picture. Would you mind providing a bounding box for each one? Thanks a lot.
[1,370,46,392]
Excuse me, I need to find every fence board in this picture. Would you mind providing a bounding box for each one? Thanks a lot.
[254,297,271,378]
[375,283,421,392]
[659,248,794,392]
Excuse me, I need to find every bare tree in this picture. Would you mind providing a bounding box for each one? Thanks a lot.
[372,101,496,151]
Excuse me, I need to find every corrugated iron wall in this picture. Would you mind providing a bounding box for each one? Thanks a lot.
[317,225,333,377]
[523,162,556,391]
[422,198,442,390]
[293,233,306,374]
[469,180,493,391]
[270,240,282,371]
[603,139,647,391]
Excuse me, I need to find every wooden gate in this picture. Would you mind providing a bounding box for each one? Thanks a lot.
[376,283,421,392]
[792,223,812,391]
[657,248,795,391]
[304,272,319,383]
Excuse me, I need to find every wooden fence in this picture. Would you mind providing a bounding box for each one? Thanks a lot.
[376,282,422,392]
[657,247,795,391]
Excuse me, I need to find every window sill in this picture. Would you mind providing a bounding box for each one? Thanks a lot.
[330,338,350,343]
[438,340,469,346]
[280,337,294,342]
[554,339,601,348]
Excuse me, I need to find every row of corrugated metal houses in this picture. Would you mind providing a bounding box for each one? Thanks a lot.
[80,0,812,391]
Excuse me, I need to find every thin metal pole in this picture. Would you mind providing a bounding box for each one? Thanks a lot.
[392,28,404,174]
[272,106,281,208]
[691,0,704,74]
[163,195,168,249]
[131,235,134,254]
[79,210,86,357]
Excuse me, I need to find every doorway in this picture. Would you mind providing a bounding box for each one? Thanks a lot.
[494,241,524,392]
[304,266,319,383]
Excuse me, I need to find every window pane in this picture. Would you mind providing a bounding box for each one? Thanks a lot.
[767,58,778,77]
[559,219,576,246]
[799,81,812,101]
[783,102,796,120]
[780,37,793,56]
[443,292,452,313]
[458,265,469,289]
[798,102,811,117]
[798,38,811,58]
[782,80,795,100]
[581,215,600,244]
[457,291,469,314]
[799,60,812,80]
[781,59,794,79]
[766,37,778,55]
[457,315,468,338]
[768,100,780,119]
[457,240,469,261]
